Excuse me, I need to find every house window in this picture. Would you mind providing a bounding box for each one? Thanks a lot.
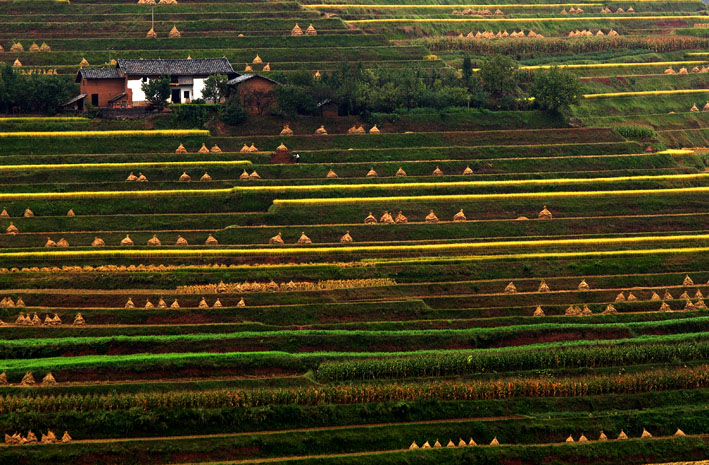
[91,94,99,106]
[184,91,189,99]
[171,76,179,84]
[142,77,148,83]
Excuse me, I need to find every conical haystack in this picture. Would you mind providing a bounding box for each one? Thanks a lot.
[364,212,377,224]
[16,297,24,308]
[664,67,676,75]
[144,299,154,309]
[395,211,408,223]
[366,167,378,178]
[41,372,56,385]
[421,441,430,449]
[13,58,22,67]
[57,238,69,247]
[453,209,466,222]
[6,222,18,235]
[617,430,628,440]
[463,166,473,175]
[121,234,134,246]
[340,231,353,243]
[582,304,593,316]
[175,235,188,246]
[29,42,40,52]
[252,54,263,64]
[490,437,499,446]
[270,232,285,245]
[237,297,246,307]
[347,125,358,135]
[651,291,661,301]
[566,435,574,443]
[125,297,135,308]
[248,143,258,152]
[262,63,270,71]
[533,306,545,317]
[179,172,191,182]
[67,209,75,217]
[21,371,36,386]
[146,27,157,39]
[169,25,181,38]
[92,237,105,247]
[158,297,167,308]
[326,169,338,179]
[369,124,380,134]
[305,23,317,36]
[578,434,588,442]
[690,103,699,112]
[73,313,85,325]
[409,441,418,449]
[11,42,24,53]
[171,299,180,309]
[240,144,250,153]
[315,125,327,136]
[0,208,8,217]
[249,171,261,180]
[212,298,222,308]
[280,124,294,136]
[678,67,688,75]
[432,166,443,176]
[61,431,72,443]
[641,428,652,438]
[205,234,218,245]
[680,290,690,300]
[297,232,312,244]
[136,172,148,182]
[198,297,209,308]
[538,205,552,219]
[664,290,674,300]
[433,439,442,448]
[175,143,187,153]
[627,292,637,301]
[198,143,209,153]
[683,274,694,286]
[291,23,303,36]
[395,167,407,177]
[147,234,161,246]
[425,210,439,223]
[599,431,607,441]
[24,208,34,217]
[675,428,686,437]
[504,282,517,294]
[659,301,672,312]
[240,169,250,180]
[210,144,222,153]
[446,439,456,448]
[45,237,57,248]
[380,211,394,224]
[615,292,626,302]
[40,42,51,52]
[200,172,212,182]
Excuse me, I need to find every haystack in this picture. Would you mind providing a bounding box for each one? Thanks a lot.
[421,441,431,449]
[252,54,263,64]
[395,167,407,177]
[369,124,380,134]
[23,208,34,217]
[125,297,135,308]
[695,298,707,309]
[380,211,395,224]
[347,125,358,135]
[171,299,180,309]
[45,237,57,248]
[248,143,258,152]
[617,430,628,440]
[61,431,72,443]
[314,70,321,79]
[136,172,148,182]
[145,299,154,309]
[582,304,593,316]
[121,234,134,246]
[240,144,250,153]
[244,63,253,72]
[0,372,6,386]
[26,431,37,444]
[627,292,637,301]
[650,291,660,300]
[41,431,57,444]
[92,237,105,247]
[678,67,688,75]
[538,280,550,292]
[566,435,574,443]
[29,42,40,52]
[175,235,188,246]
[684,299,695,311]
[16,297,24,308]
[395,211,408,223]
[291,23,303,36]
[67,209,75,217]
[659,301,672,312]
[627,6,634,12]
[212,298,222,308]
[262,63,271,72]
[603,304,617,314]
[457,438,467,447]
[305,24,317,36]
[42,372,57,385]
[641,428,652,438]
[504,282,517,294]
[270,232,285,245]
[205,234,218,245]
[198,297,209,308]
[179,172,191,182]
[169,25,181,38]
[664,290,674,300]
[664,67,675,75]
[240,169,250,180]
[608,29,619,36]
[72,312,85,325]
[11,42,24,53]
[366,168,378,178]
[209,144,222,153]
[355,125,365,134]
[297,232,312,244]
[616,7,624,12]
[280,124,294,136]
[453,209,466,222]
[157,297,167,308]
[340,231,353,243]
[680,290,690,300]
[40,42,51,52]
[146,28,157,39]
[683,274,694,286]
[704,102,709,111]
[315,125,327,136]
[696,290,704,299]
[364,212,377,224]
[147,234,161,246]
[425,210,439,223]
[432,166,443,176]
[690,103,700,112]
[175,143,188,154]
[615,292,626,302]
[200,172,212,182]
[237,297,246,307]
[463,166,473,175]
[578,434,588,442]
[31,313,41,325]
[0,208,8,217]
[446,439,456,448]
[12,58,22,67]
[490,437,499,446]
[198,143,209,153]
[675,428,686,437]
[249,170,261,179]
[538,205,552,219]
[598,431,607,441]
[57,238,69,247]
[533,306,545,317]
[433,440,442,448]
[21,371,36,386]
[569,6,577,13]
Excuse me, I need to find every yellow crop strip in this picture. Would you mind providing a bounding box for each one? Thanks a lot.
[518,60,708,71]
[348,15,708,23]
[0,160,252,171]
[305,3,603,8]
[584,89,709,98]
[0,117,87,122]
[0,173,707,201]
[0,130,209,138]
[274,186,709,206]
[2,234,709,259]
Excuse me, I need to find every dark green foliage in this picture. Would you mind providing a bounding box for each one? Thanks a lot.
[141,76,171,111]
[0,64,76,114]
[220,96,249,125]
[530,66,582,114]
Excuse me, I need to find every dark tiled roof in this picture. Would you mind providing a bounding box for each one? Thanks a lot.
[117,58,234,76]
[108,92,127,103]
[76,68,122,82]
[227,73,280,86]
[63,94,87,106]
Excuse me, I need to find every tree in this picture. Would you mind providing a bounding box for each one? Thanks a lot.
[141,76,170,110]
[461,56,473,87]
[531,66,582,114]
[220,96,248,125]
[478,55,519,99]
[202,74,228,103]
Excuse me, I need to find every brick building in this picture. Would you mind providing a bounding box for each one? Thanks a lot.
[226,74,279,114]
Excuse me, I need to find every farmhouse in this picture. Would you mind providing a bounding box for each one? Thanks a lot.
[68,58,237,110]
[226,73,279,114]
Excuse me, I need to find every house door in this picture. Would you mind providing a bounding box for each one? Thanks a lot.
[171,89,181,104]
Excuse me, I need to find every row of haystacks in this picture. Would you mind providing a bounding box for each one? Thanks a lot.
[568,29,619,37]
[665,66,709,75]
[5,430,72,445]
[0,371,58,386]
[146,25,182,38]
[1,42,51,53]
[459,29,544,39]
[124,296,244,308]
[290,23,317,36]
[3,312,84,326]
[363,206,550,224]
[177,278,395,294]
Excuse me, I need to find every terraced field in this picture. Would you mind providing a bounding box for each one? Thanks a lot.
[2,0,709,462]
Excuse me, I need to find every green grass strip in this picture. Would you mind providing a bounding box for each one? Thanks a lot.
[348,15,709,23]
[0,130,209,138]
[0,160,252,171]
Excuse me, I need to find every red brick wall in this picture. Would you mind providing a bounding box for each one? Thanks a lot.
[236,78,276,114]
[80,78,127,108]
